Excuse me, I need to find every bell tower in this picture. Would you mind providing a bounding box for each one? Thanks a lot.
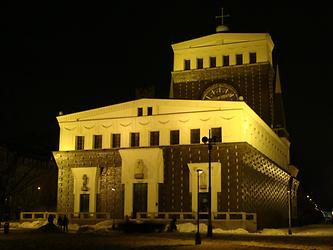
[169,27,280,128]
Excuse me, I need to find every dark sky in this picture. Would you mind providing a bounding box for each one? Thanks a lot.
[1,1,333,209]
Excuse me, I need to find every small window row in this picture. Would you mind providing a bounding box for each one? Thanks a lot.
[184,52,257,70]
[137,107,153,116]
[75,127,222,150]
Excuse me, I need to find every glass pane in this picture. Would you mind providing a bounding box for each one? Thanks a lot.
[191,129,200,144]
[131,133,140,147]
[223,55,229,66]
[197,58,203,69]
[112,134,121,148]
[93,135,102,149]
[210,57,216,68]
[236,54,243,65]
[211,127,222,142]
[137,107,143,116]
[150,131,159,146]
[170,130,180,145]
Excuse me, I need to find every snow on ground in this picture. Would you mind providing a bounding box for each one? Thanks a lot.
[5,220,333,236]
[177,222,249,234]
[170,222,333,236]
[8,220,48,229]
[76,220,114,233]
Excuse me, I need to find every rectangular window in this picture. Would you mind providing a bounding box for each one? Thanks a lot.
[197,58,203,69]
[75,136,85,150]
[150,131,160,146]
[111,133,121,148]
[184,59,191,70]
[211,127,222,143]
[137,107,143,116]
[223,55,229,66]
[130,132,140,147]
[236,54,243,65]
[93,135,102,149]
[249,52,257,64]
[147,107,153,116]
[190,129,200,144]
[170,130,180,145]
[209,57,216,68]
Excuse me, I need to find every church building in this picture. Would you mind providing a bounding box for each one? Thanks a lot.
[53,24,299,230]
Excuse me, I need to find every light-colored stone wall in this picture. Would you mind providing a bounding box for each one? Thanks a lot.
[57,99,289,170]
[172,33,274,71]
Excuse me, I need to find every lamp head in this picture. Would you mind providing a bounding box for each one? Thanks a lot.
[202,136,208,144]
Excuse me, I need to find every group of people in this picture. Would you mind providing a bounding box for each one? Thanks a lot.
[57,215,69,232]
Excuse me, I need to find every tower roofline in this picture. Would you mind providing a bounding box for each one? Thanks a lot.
[172,33,274,51]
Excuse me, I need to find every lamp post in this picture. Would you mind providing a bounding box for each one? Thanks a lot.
[195,169,203,245]
[112,187,116,230]
[288,177,293,235]
[37,186,41,210]
[287,190,292,235]
[202,130,213,238]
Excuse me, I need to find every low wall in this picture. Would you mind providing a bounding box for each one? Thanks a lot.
[20,211,257,232]
[136,211,257,232]
[20,212,111,221]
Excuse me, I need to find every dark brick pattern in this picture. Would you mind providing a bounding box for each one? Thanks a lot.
[54,142,296,228]
[53,150,123,217]
[159,143,296,229]
[159,146,192,212]
[171,63,274,126]
[241,145,293,228]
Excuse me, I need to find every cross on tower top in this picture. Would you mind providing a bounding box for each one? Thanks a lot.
[215,8,230,32]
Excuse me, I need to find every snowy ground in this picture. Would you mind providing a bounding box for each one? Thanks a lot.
[1,221,333,249]
[5,220,333,236]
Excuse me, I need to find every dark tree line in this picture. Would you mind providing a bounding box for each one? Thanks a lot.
[0,144,58,220]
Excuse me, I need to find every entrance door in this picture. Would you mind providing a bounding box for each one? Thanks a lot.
[199,192,209,219]
[80,194,90,213]
[133,183,147,218]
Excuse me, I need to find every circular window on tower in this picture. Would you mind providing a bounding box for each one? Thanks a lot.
[201,83,238,101]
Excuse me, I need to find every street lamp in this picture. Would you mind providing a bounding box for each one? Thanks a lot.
[195,169,203,245]
[287,190,292,235]
[202,130,214,238]
[37,186,41,210]
[112,187,116,229]
[288,177,293,235]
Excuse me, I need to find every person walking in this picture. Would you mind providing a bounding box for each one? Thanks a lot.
[47,214,54,225]
[57,215,63,231]
[62,215,69,232]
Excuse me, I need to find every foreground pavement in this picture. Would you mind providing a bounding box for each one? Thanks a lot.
[0,229,333,250]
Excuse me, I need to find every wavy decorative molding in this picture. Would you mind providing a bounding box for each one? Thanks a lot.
[102,124,112,128]
[158,120,169,124]
[64,126,77,131]
[83,125,95,130]
[138,121,150,126]
[178,119,189,123]
[120,122,132,127]
[200,117,210,121]
[220,116,234,120]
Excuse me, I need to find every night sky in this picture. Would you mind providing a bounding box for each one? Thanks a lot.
[1,1,332,209]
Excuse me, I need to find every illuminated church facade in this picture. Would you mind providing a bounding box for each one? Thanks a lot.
[53,31,299,229]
